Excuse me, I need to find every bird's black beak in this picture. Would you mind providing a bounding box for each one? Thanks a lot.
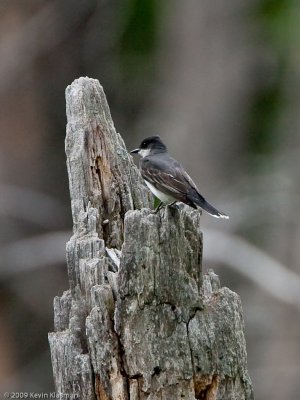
[130,148,140,154]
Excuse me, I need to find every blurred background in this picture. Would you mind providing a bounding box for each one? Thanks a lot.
[0,0,300,398]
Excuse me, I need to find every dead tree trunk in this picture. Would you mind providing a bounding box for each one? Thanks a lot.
[48,77,254,400]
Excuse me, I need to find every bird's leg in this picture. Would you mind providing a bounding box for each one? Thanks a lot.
[154,201,164,214]
[169,201,184,212]
[168,201,180,210]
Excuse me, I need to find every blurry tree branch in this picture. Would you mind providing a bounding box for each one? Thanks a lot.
[0,184,67,229]
[3,226,300,311]
[220,171,299,230]
[48,77,254,399]
[0,231,70,278]
[205,229,300,309]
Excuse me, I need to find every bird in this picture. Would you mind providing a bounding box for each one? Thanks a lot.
[130,135,229,219]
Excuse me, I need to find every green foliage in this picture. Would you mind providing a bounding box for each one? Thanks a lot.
[118,0,160,79]
[247,0,300,167]
[120,0,159,56]
[247,72,284,157]
[116,0,162,122]
[153,195,161,210]
[256,0,300,51]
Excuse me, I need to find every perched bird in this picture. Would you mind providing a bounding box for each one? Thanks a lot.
[131,136,229,219]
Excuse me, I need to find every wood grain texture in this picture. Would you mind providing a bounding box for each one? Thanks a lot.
[49,77,254,400]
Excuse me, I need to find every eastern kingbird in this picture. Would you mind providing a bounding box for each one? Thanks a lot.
[131,136,229,219]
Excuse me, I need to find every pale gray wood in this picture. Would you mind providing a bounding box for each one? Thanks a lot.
[49,77,254,400]
[65,77,150,248]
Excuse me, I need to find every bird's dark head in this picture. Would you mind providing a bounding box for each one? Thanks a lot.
[130,136,167,157]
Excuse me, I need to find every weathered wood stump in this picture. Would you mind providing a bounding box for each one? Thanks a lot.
[48,77,254,400]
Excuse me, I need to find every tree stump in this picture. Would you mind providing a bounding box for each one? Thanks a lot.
[48,77,254,400]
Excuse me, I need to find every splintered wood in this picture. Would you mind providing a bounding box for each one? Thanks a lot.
[48,78,254,400]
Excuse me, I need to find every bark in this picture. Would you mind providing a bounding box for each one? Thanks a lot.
[48,77,254,400]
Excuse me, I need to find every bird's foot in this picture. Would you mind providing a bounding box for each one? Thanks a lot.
[153,201,180,214]
[154,201,164,214]
[168,201,181,210]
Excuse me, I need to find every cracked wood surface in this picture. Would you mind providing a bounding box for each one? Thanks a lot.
[48,77,254,400]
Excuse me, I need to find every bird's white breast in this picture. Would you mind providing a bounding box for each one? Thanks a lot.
[139,148,151,157]
[144,180,176,204]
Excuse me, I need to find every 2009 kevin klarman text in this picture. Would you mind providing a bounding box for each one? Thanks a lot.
[3,393,79,399]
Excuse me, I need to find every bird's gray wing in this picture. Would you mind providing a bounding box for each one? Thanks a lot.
[140,155,199,205]
[140,155,229,218]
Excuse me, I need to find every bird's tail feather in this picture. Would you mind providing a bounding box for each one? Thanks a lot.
[192,195,229,219]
